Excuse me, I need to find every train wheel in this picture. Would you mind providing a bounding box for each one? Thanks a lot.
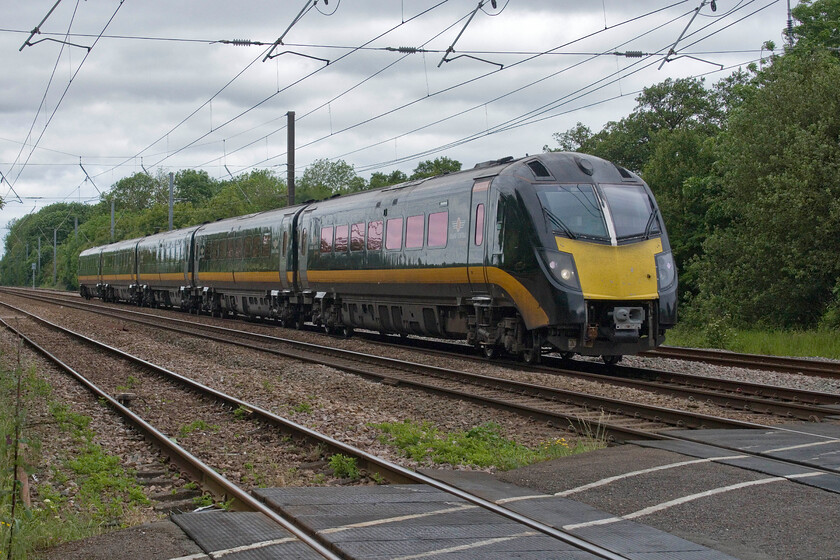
[522,332,542,364]
[602,355,622,366]
[482,345,498,359]
[340,326,354,338]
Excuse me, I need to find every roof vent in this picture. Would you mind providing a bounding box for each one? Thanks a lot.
[527,160,552,178]
[614,164,634,179]
[473,156,514,169]
[574,156,594,176]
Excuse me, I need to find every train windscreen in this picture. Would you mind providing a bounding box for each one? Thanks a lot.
[600,184,661,240]
[536,184,609,241]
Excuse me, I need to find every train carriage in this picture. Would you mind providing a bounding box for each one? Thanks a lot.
[191,206,304,319]
[96,238,141,302]
[78,246,102,299]
[135,227,201,308]
[297,172,479,337]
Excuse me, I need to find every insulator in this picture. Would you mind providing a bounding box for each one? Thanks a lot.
[623,50,643,58]
[387,46,419,54]
[231,39,254,47]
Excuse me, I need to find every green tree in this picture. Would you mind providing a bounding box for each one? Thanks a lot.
[295,159,365,203]
[175,169,218,205]
[691,48,840,327]
[369,169,408,189]
[103,171,168,212]
[790,0,840,49]
[409,157,461,179]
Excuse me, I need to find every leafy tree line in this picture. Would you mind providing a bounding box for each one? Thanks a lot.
[0,157,461,290]
[547,0,840,330]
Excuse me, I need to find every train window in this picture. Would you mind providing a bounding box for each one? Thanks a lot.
[350,222,364,251]
[300,229,307,255]
[262,232,271,257]
[367,220,383,251]
[385,218,403,250]
[320,226,334,253]
[427,211,448,248]
[335,225,349,252]
[475,204,485,245]
[406,215,424,249]
[282,231,288,257]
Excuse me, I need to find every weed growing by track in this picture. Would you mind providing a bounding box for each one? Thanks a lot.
[371,420,604,471]
[0,349,149,559]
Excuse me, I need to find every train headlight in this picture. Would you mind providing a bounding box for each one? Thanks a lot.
[538,248,581,291]
[655,251,677,290]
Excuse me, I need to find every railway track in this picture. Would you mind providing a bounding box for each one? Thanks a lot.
[0,300,637,560]
[363,334,840,423]
[641,346,840,379]
[4,287,839,425]
[0,291,768,443]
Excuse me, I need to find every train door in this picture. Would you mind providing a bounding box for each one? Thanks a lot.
[297,209,315,291]
[278,211,296,291]
[467,179,492,296]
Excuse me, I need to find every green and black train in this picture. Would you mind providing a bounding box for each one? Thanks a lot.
[79,152,677,364]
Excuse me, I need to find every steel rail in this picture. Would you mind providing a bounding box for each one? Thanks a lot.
[0,312,342,560]
[641,346,840,379]
[0,300,633,560]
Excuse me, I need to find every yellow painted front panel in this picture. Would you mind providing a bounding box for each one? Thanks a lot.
[555,237,661,300]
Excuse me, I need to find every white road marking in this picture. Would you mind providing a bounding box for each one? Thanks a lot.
[562,472,824,531]
[319,504,478,535]
[496,455,748,504]
[167,537,299,560]
[765,439,840,453]
[392,532,539,560]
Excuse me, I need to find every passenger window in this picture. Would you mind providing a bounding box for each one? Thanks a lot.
[475,204,485,246]
[406,215,424,248]
[320,226,334,253]
[427,211,448,248]
[282,231,288,257]
[300,229,307,255]
[385,218,403,250]
[262,233,271,257]
[350,222,364,251]
[335,225,349,252]
[367,220,383,251]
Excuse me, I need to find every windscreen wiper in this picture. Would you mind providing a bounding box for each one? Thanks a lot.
[543,207,576,239]
[643,209,661,239]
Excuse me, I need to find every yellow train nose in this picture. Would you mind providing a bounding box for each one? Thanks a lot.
[554,237,662,300]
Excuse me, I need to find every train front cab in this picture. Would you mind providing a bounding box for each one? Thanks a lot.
[517,154,678,362]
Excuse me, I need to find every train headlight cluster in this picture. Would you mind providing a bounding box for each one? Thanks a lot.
[539,248,581,291]
[655,251,677,290]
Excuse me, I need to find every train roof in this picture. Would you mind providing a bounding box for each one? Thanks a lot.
[135,225,202,247]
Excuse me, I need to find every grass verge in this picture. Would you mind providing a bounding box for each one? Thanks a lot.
[371,420,604,471]
[666,324,840,359]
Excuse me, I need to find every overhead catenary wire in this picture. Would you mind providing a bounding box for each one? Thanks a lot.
[5,0,126,196]
[227,1,693,174]
[1,0,782,222]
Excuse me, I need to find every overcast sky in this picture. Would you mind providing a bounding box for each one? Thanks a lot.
[1,0,793,252]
